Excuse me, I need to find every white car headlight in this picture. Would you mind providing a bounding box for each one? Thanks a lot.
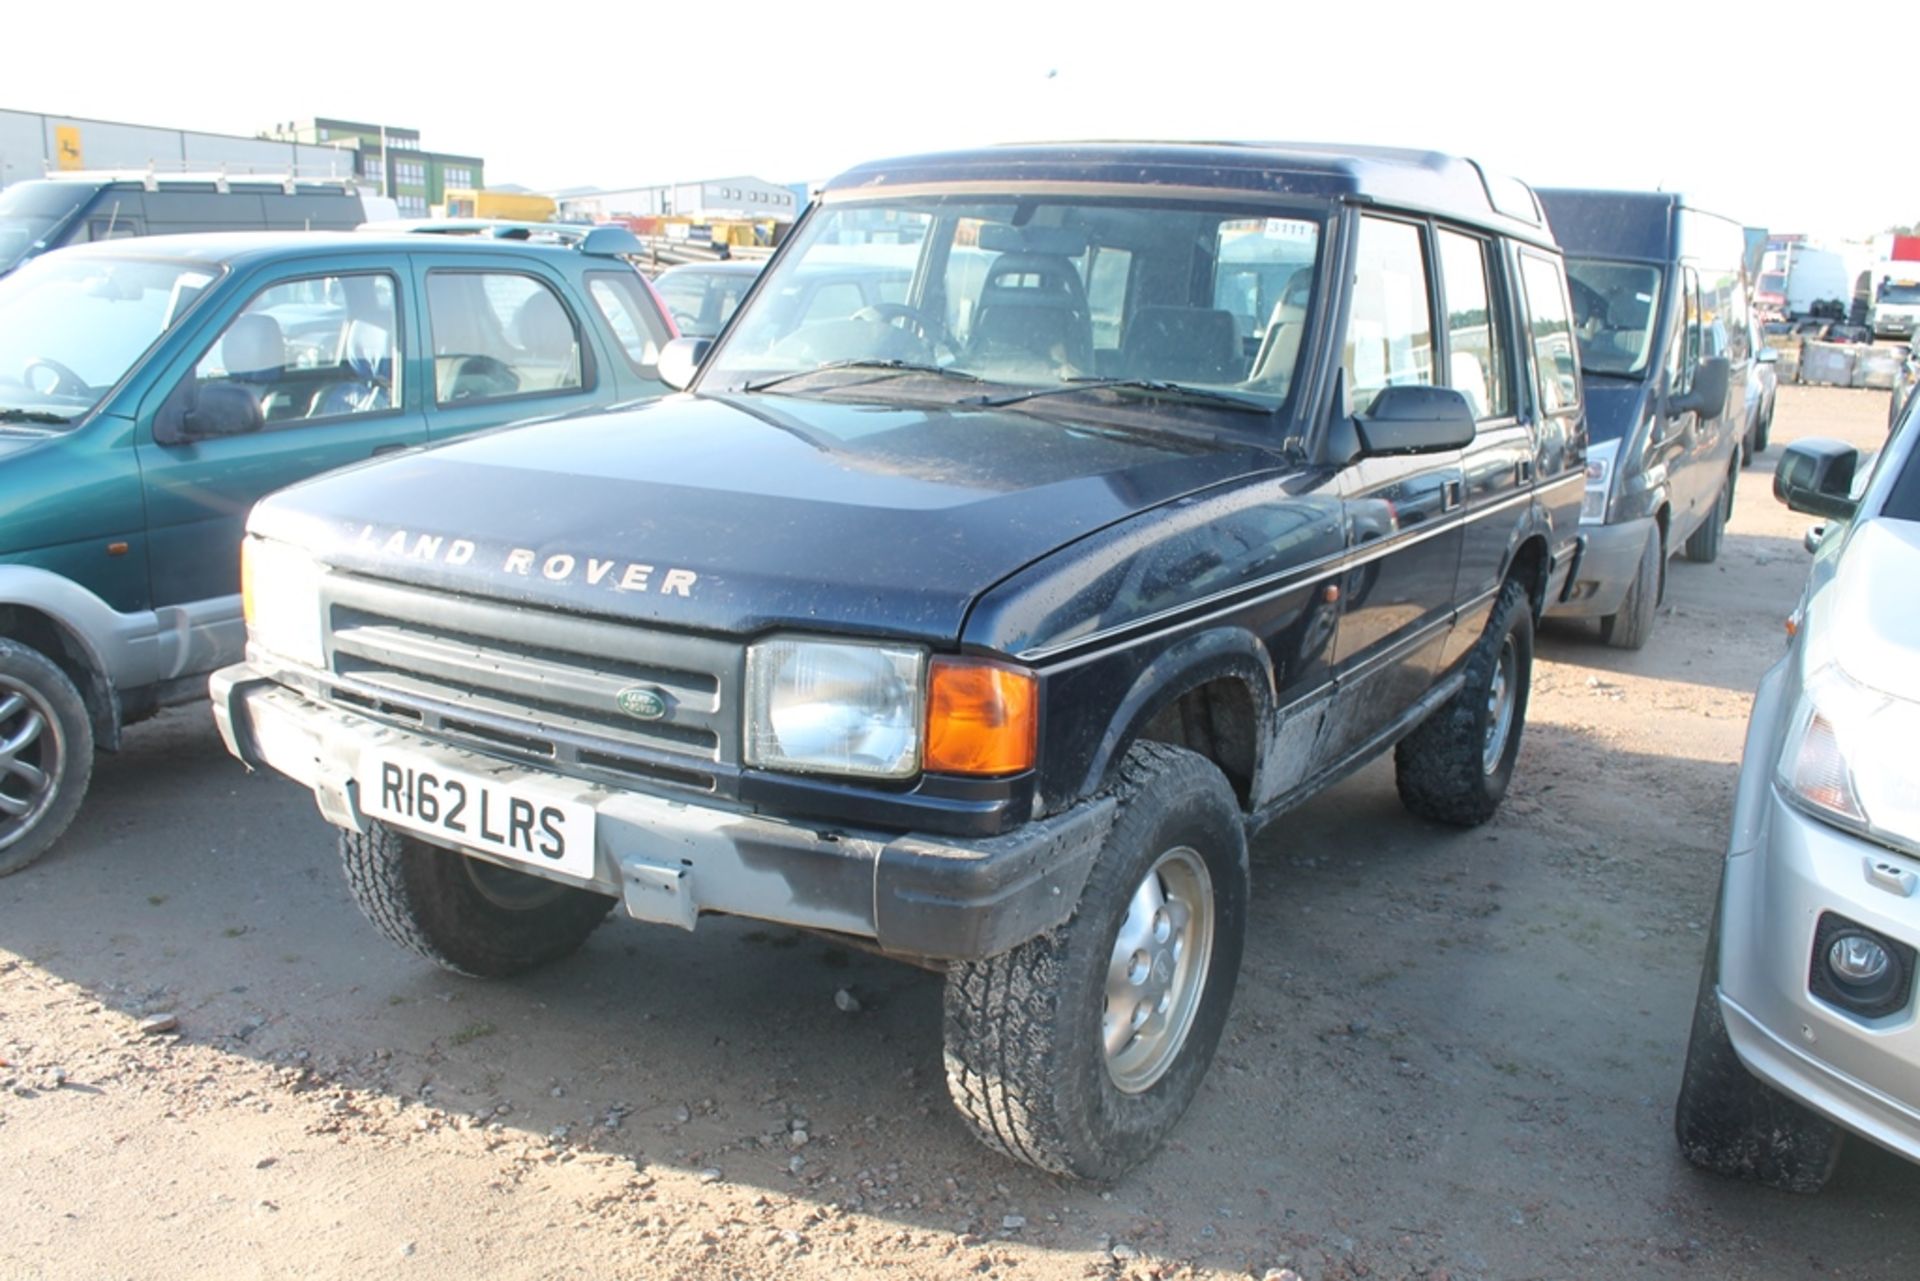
[241,537,324,670]
[745,637,925,778]
[1780,663,1920,855]
[1581,438,1620,524]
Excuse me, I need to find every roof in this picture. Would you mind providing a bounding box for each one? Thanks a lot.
[47,229,605,269]
[821,141,1551,243]
[1536,188,1678,261]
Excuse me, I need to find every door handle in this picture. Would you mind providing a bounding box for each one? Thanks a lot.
[1514,458,1534,485]
[1442,479,1463,512]
[370,442,408,457]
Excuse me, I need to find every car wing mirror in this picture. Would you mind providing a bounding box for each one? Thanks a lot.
[1774,437,1859,520]
[658,336,711,391]
[1671,356,1731,418]
[1353,384,1476,457]
[154,381,263,444]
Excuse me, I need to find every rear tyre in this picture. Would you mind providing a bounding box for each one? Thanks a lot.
[1600,526,1662,650]
[1394,575,1532,827]
[339,821,616,978]
[1753,398,1773,456]
[1685,467,1734,563]
[941,742,1248,1180]
[0,639,94,877]
[1675,900,1843,1192]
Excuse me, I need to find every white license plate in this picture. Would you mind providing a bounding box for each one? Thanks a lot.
[361,751,597,882]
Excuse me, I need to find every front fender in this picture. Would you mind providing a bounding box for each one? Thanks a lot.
[0,565,156,692]
[1074,626,1277,803]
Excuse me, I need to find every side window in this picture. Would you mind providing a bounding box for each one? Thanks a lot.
[1435,229,1512,420]
[585,270,671,379]
[1664,267,1702,395]
[428,271,585,404]
[193,272,400,425]
[1343,217,1435,409]
[1519,252,1581,415]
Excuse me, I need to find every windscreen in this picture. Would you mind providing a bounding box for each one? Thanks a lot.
[0,181,96,274]
[1879,281,1920,305]
[1756,272,1787,296]
[699,193,1325,420]
[1565,258,1664,377]
[0,253,219,426]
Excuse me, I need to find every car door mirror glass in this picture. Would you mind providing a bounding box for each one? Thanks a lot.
[1757,346,1779,364]
[1354,384,1476,456]
[1774,437,1859,519]
[1671,356,1731,418]
[177,382,264,441]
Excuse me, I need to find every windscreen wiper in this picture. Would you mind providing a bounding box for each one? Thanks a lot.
[0,408,74,425]
[967,378,1273,414]
[741,360,988,394]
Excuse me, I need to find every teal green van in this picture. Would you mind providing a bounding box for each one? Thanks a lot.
[0,228,673,873]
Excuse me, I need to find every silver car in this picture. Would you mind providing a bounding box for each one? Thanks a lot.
[1676,399,1920,1191]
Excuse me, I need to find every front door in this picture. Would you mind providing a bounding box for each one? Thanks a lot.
[1319,214,1464,764]
[135,263,427,667]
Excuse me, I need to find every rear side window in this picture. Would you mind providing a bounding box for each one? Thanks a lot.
[1436,229,1511,420]
[585,270,671,379]
[1519,252,1581,414]
[1343,216,1434,410]
[427,270,586,404]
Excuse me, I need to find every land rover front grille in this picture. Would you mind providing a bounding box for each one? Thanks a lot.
[318,573,741,796]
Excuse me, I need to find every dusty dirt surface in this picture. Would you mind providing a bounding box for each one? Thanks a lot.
[4,385,1916,1281]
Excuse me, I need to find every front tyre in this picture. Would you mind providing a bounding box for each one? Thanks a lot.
[1394,576,1533,827]
[339,821,616,978]
[0,639,94,877]
[941,742,1248,1180]
[1675,901,1843,1192]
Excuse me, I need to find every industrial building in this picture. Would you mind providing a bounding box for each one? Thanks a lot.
[262,119,484,219]
[0,107,358,189]
[554,175,800,224]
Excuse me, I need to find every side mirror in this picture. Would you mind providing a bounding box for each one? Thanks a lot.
[1774,437,1859,520]
[1671,356,1732,418]
[658,336,711,391]
[1353,385,1476,457]
[1757,347,1780,365]
[152,381,264,444]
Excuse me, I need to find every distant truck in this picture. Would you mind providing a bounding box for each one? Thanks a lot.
[1753,244,1850,322]
[1866,235,1920,339]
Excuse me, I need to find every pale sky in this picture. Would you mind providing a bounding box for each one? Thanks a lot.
[12,0,1900,242]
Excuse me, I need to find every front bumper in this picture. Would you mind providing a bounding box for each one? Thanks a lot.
[1546,515,1653,620]
[1717,782,1920,1166]
[211,664,1115,961]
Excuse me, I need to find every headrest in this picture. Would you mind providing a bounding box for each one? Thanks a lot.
[221,313,285,380]
[512,291,576,361]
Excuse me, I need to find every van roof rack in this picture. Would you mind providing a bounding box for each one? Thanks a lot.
[41,165,365,196]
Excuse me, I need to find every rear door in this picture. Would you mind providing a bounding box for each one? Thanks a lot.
[1439,226,1527,654]
[135,256,428,632]
[1319,213,1464,764]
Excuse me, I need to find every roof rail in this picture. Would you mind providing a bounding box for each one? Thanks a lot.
[359,219,645,257]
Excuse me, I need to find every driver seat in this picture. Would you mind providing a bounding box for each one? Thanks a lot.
[967,252,1094,375]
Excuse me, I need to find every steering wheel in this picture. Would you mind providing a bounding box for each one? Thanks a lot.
[854,304,959,360]
[24,357,89,399]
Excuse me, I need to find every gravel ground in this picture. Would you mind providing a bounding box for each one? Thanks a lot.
[3,384,1916,1281]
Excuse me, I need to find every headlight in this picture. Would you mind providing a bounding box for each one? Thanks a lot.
[745,638,925,778]
[241,537,324,669]
[1581,438,1620,524]
[1779,663,1920,855]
